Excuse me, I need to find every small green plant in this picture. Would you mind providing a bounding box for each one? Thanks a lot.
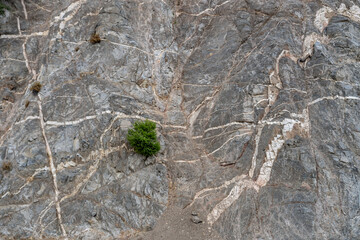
[127,120,160,157]
[0,3,10,15]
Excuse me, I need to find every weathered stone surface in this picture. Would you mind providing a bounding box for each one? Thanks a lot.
[1,0,360,239]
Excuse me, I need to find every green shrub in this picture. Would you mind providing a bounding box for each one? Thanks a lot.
[127,120,160,157]
[0,3,10,15]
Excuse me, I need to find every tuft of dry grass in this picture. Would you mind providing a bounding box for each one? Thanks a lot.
[25,100,30,108]
[90,33,101,44]
[2,161,12,172]
[30,82,42,95]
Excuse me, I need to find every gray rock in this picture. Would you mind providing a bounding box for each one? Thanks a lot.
[191,215,202,224]
[0,0,360,239]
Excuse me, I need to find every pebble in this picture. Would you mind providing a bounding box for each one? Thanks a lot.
[191,215,202,224]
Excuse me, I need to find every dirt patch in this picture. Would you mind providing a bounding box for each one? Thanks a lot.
[131,205,224,240]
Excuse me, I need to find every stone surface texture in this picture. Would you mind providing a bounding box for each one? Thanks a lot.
[0,0,360,239]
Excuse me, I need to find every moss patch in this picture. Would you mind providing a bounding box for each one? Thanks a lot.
[0,3,10,15]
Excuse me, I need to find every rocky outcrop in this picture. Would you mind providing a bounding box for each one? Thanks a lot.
[0,0,359,239]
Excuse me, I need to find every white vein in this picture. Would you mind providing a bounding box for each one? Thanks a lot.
[38,96,67,237]
[21,0,28,20]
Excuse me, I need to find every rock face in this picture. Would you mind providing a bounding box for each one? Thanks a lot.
[0,0,359,239]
